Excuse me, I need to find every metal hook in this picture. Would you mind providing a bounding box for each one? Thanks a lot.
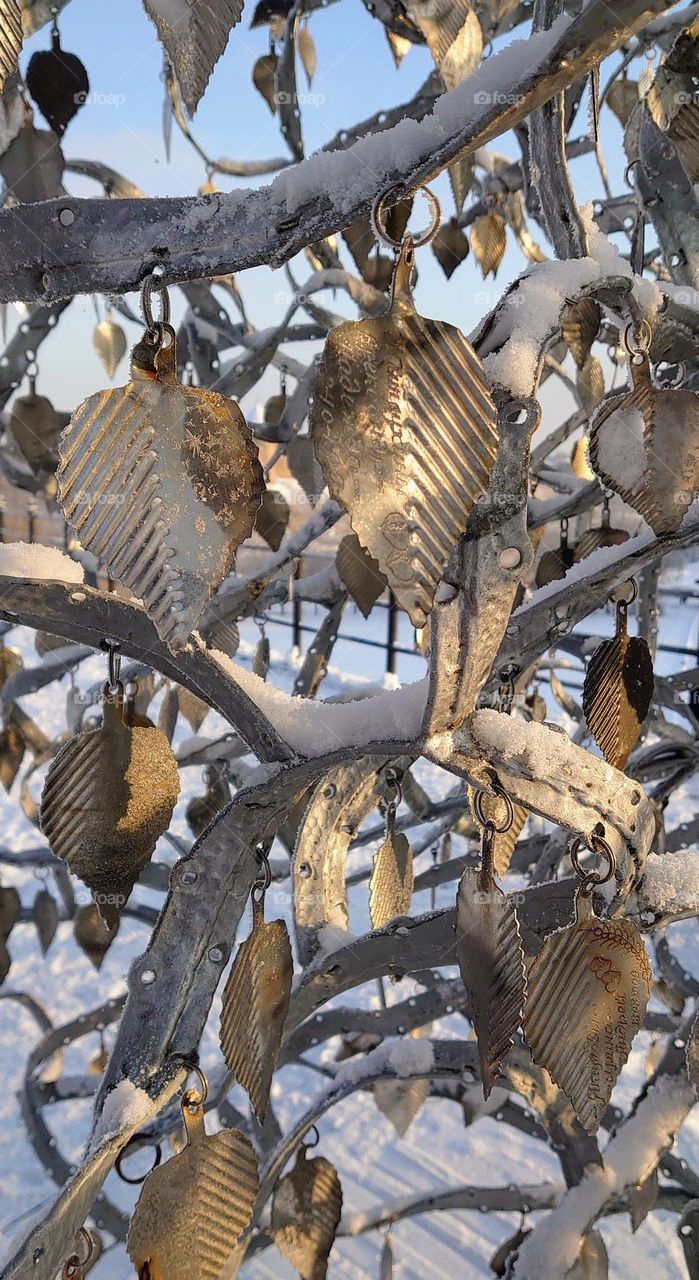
[141,269,171,344]
[303,1124,320,1149]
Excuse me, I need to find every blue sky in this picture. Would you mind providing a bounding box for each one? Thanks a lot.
[14,0,631,418]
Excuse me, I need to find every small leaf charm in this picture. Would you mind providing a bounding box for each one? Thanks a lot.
[271,1144,343,1280]
[8,386,59,475]
[93,315,127,379]
[310,235,498,627]
[32,888,58,955]
[470,211,506,278]
[369,804,413,929]
[589,349,699,534]
[128,1091,259,1280]
[58,318,263,652]
[379,1232,394,1279]
[456,808,526,1096]
[41,689,180,927]
[583,592,654,769]
[523,883,651,1133]
[25,27,89,135]
[0,0,22,92]
[219,891,293,1121]
[562,298,600,371]
[336,532,387,617]
[73,903,119,969]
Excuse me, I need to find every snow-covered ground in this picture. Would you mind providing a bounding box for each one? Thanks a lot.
[0,557,697,1278]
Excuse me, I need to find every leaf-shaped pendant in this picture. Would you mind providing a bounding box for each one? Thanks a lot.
[523,885,651,1133]
[58,324,263,652]
[309,238,498,627]
[466,785,528,877]
[0,0,22,92]
[41,691,180,927]
[582,595,653,769]
[589,352,699,534]
[271,1144,342,1280]
[373,1073,430,1136]
[73,903,119,970]
[25,29,89,135]
[128,1100,259,1280]
[93,316,127,379]
[369,811,413,929]
[562,298,601,371]
[379,1233,394,1279]
[336,532,386,617]
[455,823,526,1096]
[143,0,244,116]
[9,389,59,474]
[219,893,293,1121]
[32,887,58,955]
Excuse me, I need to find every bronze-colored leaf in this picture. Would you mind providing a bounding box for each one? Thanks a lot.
[93,317,127,379]
[385,28,412,67]
[32,887,58,955]
[253,52,278,113]
[9,389,59,473]
[369,827,413,929]
[252,633,270,679]
[25,32,89,135]
[264,391,287,424]
[128,1103,259,1280]
[570,434,595,480]
[456,863,526,1096]
[573,521,629,562]
[0,0,22,92]
[431,218,470,279]
[255,487,290,551]
[58,323,263,653]
[310,239,498,627]
[336,532,386,617]
[448,154,474,214]
[583,619,654,769]
[271,1145,342,1280]
[470,211,506,278]
[362,252,395,293]
[569,1231,608,1279]
[577,355,604,412]
[562,298,601,371]
[298,24,316,86]
[606,77,639,126]
[219,896,293,1120]
[629,1168,658,1232]
[178,688,209,733]
[41,695,180,927]
[408,0,482,89]
[73,903,119,969]
[535,541,575,589]
[143,0,244,115]
[523,887,651,1133]
[0,715,24,790]
[0,645,21,690]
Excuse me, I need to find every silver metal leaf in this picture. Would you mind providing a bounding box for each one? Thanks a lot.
[143,0,243,116]
[271,1146,343,1280]
[456,866,526,1096]
[336,532,386,617]
[373,1074,430,1137]
[369,829,413,929]
[219,897,293,1121]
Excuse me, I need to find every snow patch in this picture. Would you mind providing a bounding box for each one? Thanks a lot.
[89,1080,155,1151]
[0,542,84,584]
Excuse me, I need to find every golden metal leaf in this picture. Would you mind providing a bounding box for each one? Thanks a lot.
[41,695,180,927]
[582,604,654,769]
[8,390,59,473]
[219,895,293,1121]
[589,354,699,534]
[0,713,24,790]
[369,825,413,929]
[310,240,498,627]
[407,0,482,89]
[0,0,22,92]
[535,540,575,589]
[448,154,474,214]
[253,52,278,112]
[576,355,604,412]
[143,0,243,115]
[470,212,507,279]
[271,1145,343,1280]
[606,77,639,126]
[186,768,230,837]
[128,1104,259,1280]
[255,486,290,551]
[0,644,21,690]
[93,317,127,379]
[73,903,119,970]
[298,24,316,86]
[336,532,386,617]
[466,786,528,877]
[570,434,595,480]
[58,324,263,652]
[523,888,651,1133]
[573,520,628,562]
[456,851,526,1096]
[562,299,601,371]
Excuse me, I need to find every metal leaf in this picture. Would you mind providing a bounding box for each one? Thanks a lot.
[470,211,506,278]
[0,644,21,690]
[178,688,209,732]
[8,390,59,473]
[408,0,482,89]
[186,768,230,837]
[271,1145,342,1280]
[0,122,64,200]
[25,35,89,136]
[373,1072,430,1137]
[219,896,293,1120]
[128,1105,259,1280]
[310,241,498,627]
[0,0,21,93]
[0,713,24,790]
[41,696,180,927]
[466,786,528,877]
[562,298,600,370]
[589,355,699,535]
[535,540,575,589]
[629,1167,658,1232]
[431,218,470,279]
[255,487,290,551]
[568,1231,608,1279]
[577,355,604,412]
[606,77,638,126]
[253,52,278,113]
[570,434,595,480]
[336,532,386,617]
[298,24,316,86]
[143,0,243,116]
[58,324,263,652]
[523,888,651,1133]
[455,864,526,1096]
[73,903,119,970]
[287,435,324,506]
[583,631,654,769]
[448,154,474,214]
[379,1234,393,1279]
[369,827,413,929]
[573,521,628,562]
[93,317,127,379]
[32,887,58,955]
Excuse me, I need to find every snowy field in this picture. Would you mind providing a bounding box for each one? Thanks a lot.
[0,551,697,1278]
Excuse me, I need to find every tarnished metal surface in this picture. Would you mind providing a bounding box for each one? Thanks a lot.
[523,888,651,1133]
[0,0,21,92]
[143,0,243,115]
[335,532,386,617]
[582,600,654,770]
[58,325,263,652]
[310,240,498,628]
[369,824,414,929]
[271,1146,343,1280]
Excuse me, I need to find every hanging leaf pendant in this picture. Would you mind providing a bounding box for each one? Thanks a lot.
[369,821,414,929]
[455,825,526,1096]
[589,353,699,534]
[310,239,498,627]
[25,29,89,135]
[466,786,528,877]
[219,894,293,1121]
[128,1102,259,1280]
[58,325,263,652]
[523,887,651,1133]
[41,693,180,927]
[271,1145,343,1280]
[583,597,654,769]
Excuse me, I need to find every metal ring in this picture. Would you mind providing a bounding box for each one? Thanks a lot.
[116,1138,162,1185]
[181,1061,208,1109]
[371,183,441,250]
[303,1124,320,1149]
[61,1228,93,1279]
[473,786,515,834]
[101,639,121,691]
[141,270,171,334]
[610,578,637,606]
[569,834,616,887]
[254,847,272,895]
[624,158,640,188]
[623,318,652,358]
